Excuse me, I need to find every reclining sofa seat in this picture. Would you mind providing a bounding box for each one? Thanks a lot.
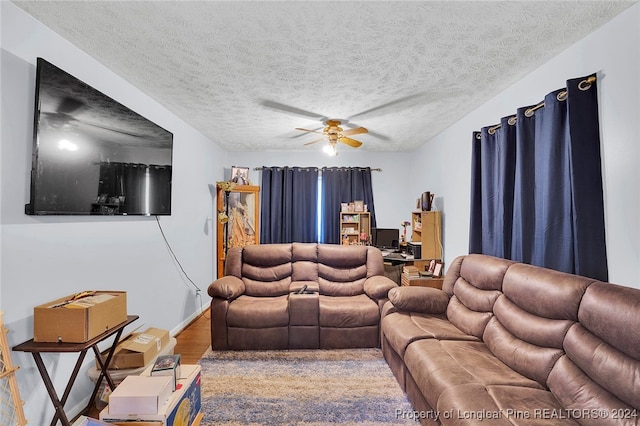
[381,254,640,426]
[208,243,397,350]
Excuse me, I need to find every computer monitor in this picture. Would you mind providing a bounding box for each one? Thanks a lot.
[372,228,399,250]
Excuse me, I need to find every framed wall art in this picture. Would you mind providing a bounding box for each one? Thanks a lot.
[230,166,250,185]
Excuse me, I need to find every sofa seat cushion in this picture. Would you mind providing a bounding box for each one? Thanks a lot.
[404,339,544,411]
[436,383,578,425]
[227,295,289,328]
[318,294,379,327]
[382,312,479,357]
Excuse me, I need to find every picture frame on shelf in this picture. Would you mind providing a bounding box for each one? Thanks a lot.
[354,200,364,212]
[230,166,250,185]
[433,261,444,278]
[428,259,437,274]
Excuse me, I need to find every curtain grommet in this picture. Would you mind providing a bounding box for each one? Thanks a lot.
[578,76,596,91]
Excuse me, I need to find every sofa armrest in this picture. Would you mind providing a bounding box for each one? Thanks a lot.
[387,286,449,314]
[208,276,245,300]
[364,275,398,300]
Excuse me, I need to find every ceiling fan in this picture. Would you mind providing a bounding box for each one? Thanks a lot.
[260,94,431,151]
[295,119,368,154]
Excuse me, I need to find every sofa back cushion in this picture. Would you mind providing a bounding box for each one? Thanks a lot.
[445,255,511,338]
[240,244,292,296]
[317,244,368,296]
[484,263,592,387]
[291,242,319,282]
[547,281,640,411]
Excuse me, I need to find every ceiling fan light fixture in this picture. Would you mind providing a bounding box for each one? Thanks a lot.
[323,143,338,156]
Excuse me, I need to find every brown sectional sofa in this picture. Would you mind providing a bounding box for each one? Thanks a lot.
[382,254,640,425]
[208,243,397,350]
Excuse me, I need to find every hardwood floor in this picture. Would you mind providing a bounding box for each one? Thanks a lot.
[174,308,211,363]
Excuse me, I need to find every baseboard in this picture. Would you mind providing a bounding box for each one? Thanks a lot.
[170,305,208,337]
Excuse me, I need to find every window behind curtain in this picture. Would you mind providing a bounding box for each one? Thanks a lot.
[260,166,319,243]
[320,167,376,244]
[469,74,607,281]
[260,166,377,244]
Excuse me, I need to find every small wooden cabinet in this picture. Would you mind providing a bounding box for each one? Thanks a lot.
[216,183,260,277]
[411,211,442,260]
[339,212,371,245]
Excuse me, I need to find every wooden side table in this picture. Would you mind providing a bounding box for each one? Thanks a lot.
[13,315,138,426]
[401,275,444,289]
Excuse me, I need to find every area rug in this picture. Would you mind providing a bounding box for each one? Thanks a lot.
[197,348,416,425]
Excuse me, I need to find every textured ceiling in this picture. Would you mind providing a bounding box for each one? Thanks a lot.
[14,1,636,152]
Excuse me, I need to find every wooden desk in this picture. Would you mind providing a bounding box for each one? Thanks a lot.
[383,253,434,286]
[13,315,138,426]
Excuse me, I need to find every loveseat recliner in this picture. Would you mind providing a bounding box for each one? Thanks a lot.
[208,243,397,350]
[381,253,640,425]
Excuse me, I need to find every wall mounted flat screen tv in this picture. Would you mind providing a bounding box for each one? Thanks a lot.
[26,58,173,216]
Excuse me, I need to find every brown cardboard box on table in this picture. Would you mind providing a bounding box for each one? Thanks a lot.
[98,327,170,370]
[34,291,127,343]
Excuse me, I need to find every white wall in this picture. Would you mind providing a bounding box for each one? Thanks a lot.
[410,3,640,288]
[1,3,227,423]
[226,150,416,234]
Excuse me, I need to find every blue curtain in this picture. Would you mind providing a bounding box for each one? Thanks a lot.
[320,167,377,244]
[469,74,608,281]
[260,166,319,243]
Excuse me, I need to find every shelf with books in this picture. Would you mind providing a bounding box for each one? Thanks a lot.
[339,211,371,245]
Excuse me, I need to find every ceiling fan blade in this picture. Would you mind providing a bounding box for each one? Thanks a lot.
[338,136,363,148]
[295,127,326,135]
[304,138,325,146]
[348,92,428,119]
[291,126,323,138]
[259,100,328,121]
[341,127,368,137]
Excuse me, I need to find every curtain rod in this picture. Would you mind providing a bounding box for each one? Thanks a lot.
[477,75,596,138]
[254,167,382,172]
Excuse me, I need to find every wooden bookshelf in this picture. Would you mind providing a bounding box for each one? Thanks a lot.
[339,212,371,245]
[410,211,442,260]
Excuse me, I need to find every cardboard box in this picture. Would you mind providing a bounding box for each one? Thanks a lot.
[101,365,202,426]
[108,375,174,415]
[98,328,170,370]
[34,291,127,343]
